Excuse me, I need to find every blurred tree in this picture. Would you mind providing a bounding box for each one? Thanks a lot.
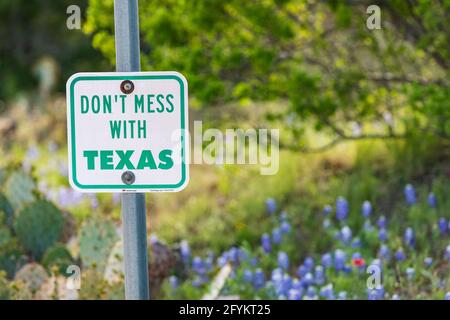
[85,0,449,150]
[0,0,109,104]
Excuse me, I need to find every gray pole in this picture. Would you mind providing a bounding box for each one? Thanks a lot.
[114,0,150,300]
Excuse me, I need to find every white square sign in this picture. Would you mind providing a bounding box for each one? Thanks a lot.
[66,72,189,192]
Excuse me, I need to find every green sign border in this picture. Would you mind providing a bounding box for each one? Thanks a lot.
[69,74,187,190]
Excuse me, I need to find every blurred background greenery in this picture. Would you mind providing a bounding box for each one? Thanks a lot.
[0,0,448,300]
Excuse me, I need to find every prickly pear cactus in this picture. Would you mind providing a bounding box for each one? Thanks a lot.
[0,270,11,299]
[3,170,35,211]
[42,243,73,275]
[0,239,27,279]
[0,192,14,226]
[79,218,118,273]
[13,200,64,260]
[14,263,48,293]
[104,240,124,284]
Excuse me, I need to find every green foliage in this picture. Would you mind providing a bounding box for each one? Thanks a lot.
[85,0,449,145]
[0,239,27,279]
[3,170,35,212]
[41,244,73,275]
[78,218,118,273]
[0,271,11,299]
[13,200,64,260]
[0,192,13,226]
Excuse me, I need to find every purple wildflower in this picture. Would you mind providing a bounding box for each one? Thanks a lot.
[404,184,416,205]
[265,198,277,214]
[427,192,437,208]
[362,200,372,218]
[278,252,289,270]
[261,234,272,253]
[404,227,415,247]
[336,197,349,221]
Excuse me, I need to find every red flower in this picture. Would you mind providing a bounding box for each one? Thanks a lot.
[352,258,365,267]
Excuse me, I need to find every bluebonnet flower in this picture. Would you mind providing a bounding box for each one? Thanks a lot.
[406,267,415,280]
[323,218,331,229]
[304,256,314,271]
[395,248,406,261]
[290,278,301,290]
[321,253,333,268]
[217,254,227,267]
[404,184,416,205]
[314,265,325,285]
[243,269,253,283]
[296,265,308,278]
[288,289,302,300]
[351,238,361,248]
[445,292,450,300]
[192,276,203,287]
[362,200,372,218]
[378,228,388,242]
[250,257,259,267]
[180,240,190,265]
[438,218,447,234]
[424,257,433,267]
[280,221,291,234]
[192,256,204,274]
[343,265,352,274]
[392,294,400,300]
[322,205,332,216]
[379,245,391,260]
[227,247,239,264]
[377,216,387,228]
[237,248,248,263]
[367,286,384,300]
[253,269,265,289]
[271,269,284,295]
[427,192,437,208]
[281,274,292,295]
[336,197,349,221]
[445,245,450,260]
[320,284,335,300]
[338,291,347,300]
[305,286,317,299]
[334,249,346,271]
[261,234,272,253]
[278,252,289,270]
[404,227,415,247]
[301,273,314,288]
[265,198,277,214]
[341,226,352,244]
[169,276,179,289]
[271,268,283,281]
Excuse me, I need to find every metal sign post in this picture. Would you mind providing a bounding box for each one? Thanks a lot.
[114,0,150,300]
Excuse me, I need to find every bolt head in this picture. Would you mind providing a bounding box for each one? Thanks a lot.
[121,171,136,185]
[120,80,134,94]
